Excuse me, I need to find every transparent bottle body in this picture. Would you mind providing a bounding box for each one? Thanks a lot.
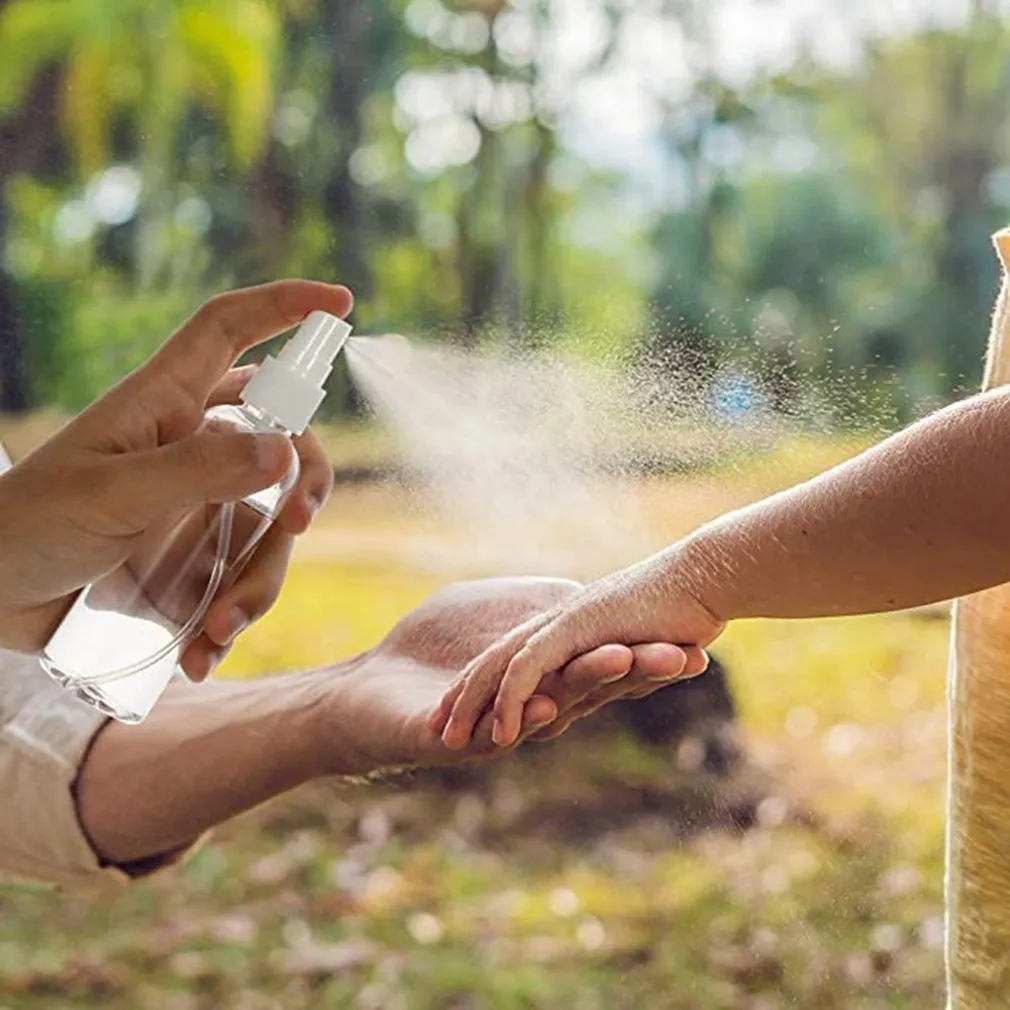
[40,404,299,724]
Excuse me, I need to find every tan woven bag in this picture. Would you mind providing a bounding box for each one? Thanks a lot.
[947,228,1010,1007]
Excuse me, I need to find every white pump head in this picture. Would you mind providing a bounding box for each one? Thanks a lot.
[241,311,353,434]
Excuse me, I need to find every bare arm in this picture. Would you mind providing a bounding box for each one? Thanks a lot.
[440,388,1010,748]
[688,386,1010,621]
[74,672,341,868]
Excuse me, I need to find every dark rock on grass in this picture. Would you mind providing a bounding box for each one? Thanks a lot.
[409,654,770,847]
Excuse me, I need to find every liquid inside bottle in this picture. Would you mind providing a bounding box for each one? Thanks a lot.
[40,405,299,724]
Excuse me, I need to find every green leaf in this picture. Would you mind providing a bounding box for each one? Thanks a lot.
[179,0,279,169]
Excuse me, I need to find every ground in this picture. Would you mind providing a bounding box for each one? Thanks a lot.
[0,433,950,1009]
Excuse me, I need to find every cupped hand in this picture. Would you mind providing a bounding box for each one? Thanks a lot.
[431,551,724,750]
[323,577,709,774]
[0,281,351,673]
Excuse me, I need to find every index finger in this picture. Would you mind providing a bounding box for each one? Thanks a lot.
[274,428,335,536]
[441,611,555,750]
[144,280,354,403]
[491,615,590,747]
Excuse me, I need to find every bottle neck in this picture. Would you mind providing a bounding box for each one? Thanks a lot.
[241,402,292,436]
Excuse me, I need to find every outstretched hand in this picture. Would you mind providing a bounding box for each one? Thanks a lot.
[430,551,723,751]
[320,576,710,773]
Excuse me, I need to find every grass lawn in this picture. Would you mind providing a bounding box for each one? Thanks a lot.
[0,434,951,1008]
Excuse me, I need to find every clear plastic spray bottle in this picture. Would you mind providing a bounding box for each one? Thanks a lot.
[40,311,352,724]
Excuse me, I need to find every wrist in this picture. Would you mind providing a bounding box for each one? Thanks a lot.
[299,652,397,779]
[251,667,358,783]
[663,518,744,632]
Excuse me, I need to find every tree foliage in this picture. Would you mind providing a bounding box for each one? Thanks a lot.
[0,0,1005,420]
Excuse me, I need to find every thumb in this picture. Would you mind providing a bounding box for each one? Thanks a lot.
[113,430,295,522]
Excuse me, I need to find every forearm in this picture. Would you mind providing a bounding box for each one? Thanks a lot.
[681,388,1010,621]
[74,666,356,867]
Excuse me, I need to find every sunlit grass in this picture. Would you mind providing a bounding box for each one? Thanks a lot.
[219,560,444,677]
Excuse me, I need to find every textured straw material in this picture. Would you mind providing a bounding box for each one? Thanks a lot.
[946,228,1010,1007]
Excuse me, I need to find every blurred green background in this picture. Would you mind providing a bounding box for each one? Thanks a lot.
[0,1,999,1007]
[1,0,1007,423]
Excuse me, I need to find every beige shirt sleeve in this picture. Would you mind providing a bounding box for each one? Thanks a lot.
[0,650,196,887]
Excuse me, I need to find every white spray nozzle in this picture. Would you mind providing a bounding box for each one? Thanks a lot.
[279,310,353,385]
[241,311,353,435]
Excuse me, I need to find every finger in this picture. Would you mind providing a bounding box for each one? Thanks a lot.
[180,636,231,683]
[274,427,334,535]
[529,643,692,739]
[206,365,258,408]
[201,525,295,650]
[429,676,466,733]
[468,696,556,756]
[431,596,577,736]
[441,653,511,751]
[683,646,711,678]
[144,281,354,403]
[521,695,558,733]
[624,646,692,701]
[535,644,633,712]
[492,612,592,748]
[441,612,555,751]
[112,427,297,526]
[627,642,688,682]
[630,646,707,691]
[588,643,688,704]
[469,709,499,755]
[528,677,635,742]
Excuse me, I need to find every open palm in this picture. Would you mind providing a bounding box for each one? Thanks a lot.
[328,577,707,773]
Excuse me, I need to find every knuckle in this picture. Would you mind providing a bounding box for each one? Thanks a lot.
[454,688,483,719]
[234,432,265,470]
[503,650,528,679]
[195,292,244,348]
[196,291,232,323]
[189,295,225,336]
[160,398,201,440]
[184,433,218,474]
[269,282,304,326]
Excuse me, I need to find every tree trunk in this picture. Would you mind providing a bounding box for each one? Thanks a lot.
[322,0,372,299]
[0,197,26,413]
[457,120,499,345]
[523,120,558,333]
[456,15,509,344]
[932,34,997,392]
[0,55,62,414]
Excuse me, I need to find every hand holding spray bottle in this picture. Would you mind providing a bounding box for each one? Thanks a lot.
[40,311,352,724]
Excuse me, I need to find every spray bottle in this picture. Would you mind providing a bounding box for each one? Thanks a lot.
[40,311,352,724]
